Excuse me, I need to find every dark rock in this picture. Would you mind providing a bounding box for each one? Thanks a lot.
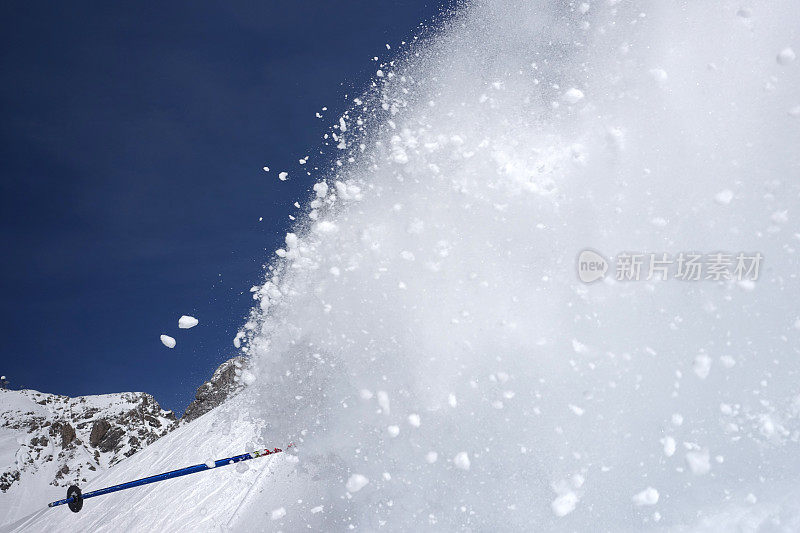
[89,419,111,447]
[60,423,76,448]
[0,470,21,492]
[182,356,247,423]
[97,426,125,453]
[53,464,70,481]
[29,435,48,447]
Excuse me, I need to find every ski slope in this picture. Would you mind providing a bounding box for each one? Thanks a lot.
[6,395,299,532]
[13,0,800,530]
[0,389,175,526]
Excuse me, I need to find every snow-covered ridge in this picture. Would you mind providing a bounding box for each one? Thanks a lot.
[0,356,251,527]
[0,389,176,523]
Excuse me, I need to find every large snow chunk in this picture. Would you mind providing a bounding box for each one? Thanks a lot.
[453,451,471,470]
[346,474,369,493]
[160,335,176,348]
[178,315,199,329]
[632,487,660,506]
[552,491,578,517]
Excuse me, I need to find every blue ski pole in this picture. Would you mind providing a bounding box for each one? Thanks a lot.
[48,444,292,513]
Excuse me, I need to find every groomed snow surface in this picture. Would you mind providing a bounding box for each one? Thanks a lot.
[12,0,800,531]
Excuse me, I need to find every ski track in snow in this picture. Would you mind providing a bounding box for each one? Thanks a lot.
[16,0,800,530]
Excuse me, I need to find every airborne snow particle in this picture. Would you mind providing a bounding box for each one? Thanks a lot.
[551,491,578,517]
[448,394,458,408]
[359,389,373,400]
[693,353,712,379]
[771,210,788,224]
[387,425,400,437]
[686,449,711,475]
[377,390,390,414]
[738,280,755,291]
[453,452,471,470]
[562,88,584,104]
[271,507,286,520]
[777,47,796,65]
[240,370,256,386]
[714,189,734,205]
[632,487,659,506]
[649,68,668,82]
[661,436,676,457]
[346,474,369,493]
[568,404,585,416]
[407,413,421,427]
[178,315,199,329]
[279,172,289,181]
[160,335,176,348]
[313,221,338,234]
[313,181,329,198]
[572,339,588,353]
[425,451,438,464]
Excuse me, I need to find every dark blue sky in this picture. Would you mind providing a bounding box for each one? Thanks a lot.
[0,1,454,414]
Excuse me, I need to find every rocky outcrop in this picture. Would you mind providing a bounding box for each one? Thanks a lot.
[0,389,177,494]
[59,422,76,448]
[89,419,111,447]
[0,356,248,502]
[182,356,248,423]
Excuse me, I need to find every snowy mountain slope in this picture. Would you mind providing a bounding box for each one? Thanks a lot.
[8,394,298,532]
[16,0,800,531]
[0,389,176,524]
[0,356,250,529]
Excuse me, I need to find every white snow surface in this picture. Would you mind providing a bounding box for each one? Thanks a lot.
[16,0,800,531]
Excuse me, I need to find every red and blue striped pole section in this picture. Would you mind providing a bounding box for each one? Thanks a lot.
[48,445,292,513]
